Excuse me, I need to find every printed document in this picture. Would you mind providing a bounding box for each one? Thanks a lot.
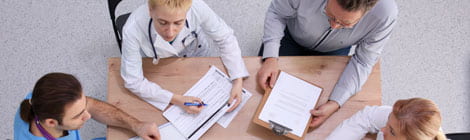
[258,71,322,137]
[163,66,236,140]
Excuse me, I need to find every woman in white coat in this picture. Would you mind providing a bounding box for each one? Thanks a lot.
[327,98,446,140]
[121,0,248,113]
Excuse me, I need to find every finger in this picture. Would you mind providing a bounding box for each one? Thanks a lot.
[142,136,153,140]
[311,109,322,116]
[228,94,234,106]
[233,96,241,109]
[269,71,278,88]
[192,106,203,113]
[226,104,237,112]
[309,116,325,128]
[151,129,160,140]
[148,124,160,140]
[190,97,202,103]
[227,95,242,112]
[187,106,199,114]
[196,106,203,113]
[257,72,269,90]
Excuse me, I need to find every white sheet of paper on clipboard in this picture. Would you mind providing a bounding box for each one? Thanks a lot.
[258,71,322,138]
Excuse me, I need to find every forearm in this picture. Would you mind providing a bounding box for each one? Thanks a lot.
[329,55,375,106]
[329,31,389,106]
[232,78,242,88]
[216,35,249,80]
[326,106,391,140]
[87,97,140,130]
[121,47,174,110]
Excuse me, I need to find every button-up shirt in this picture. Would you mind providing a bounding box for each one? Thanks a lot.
[262,0,398,106]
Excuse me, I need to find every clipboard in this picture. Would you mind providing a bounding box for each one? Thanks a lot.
[252,71,323,140]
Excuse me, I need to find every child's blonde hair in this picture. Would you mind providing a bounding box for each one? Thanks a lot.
[148,0,192,11]
[392,98,446,140]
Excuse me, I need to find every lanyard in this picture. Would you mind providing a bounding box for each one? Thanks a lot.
[34,116,57,140]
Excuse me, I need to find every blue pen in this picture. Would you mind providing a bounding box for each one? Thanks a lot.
[184,102,208,106]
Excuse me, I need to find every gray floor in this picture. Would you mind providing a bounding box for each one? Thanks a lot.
[0,0,469,139]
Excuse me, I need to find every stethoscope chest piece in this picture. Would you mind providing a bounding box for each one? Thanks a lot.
[152,57,159,65]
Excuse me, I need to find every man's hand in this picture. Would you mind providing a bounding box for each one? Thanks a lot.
[257,58,280,90]
[131,121,160,140]
[227,78,243,112]
[309,100,340,128]
[171,94,204,114]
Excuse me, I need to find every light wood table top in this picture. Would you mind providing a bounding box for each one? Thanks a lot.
[106,56,381,140]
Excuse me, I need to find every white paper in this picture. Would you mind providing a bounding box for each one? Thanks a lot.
[217,89,252,128]
[163,66,233,140]
[128,122,186,140]
[258,71,322,137]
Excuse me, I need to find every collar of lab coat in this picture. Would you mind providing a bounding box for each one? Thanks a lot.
[149,17,194,58]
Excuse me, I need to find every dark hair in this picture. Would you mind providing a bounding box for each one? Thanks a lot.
[20,72,82,125]
[336,0,379,12]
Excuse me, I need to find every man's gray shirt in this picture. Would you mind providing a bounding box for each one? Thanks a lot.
[262,0,398,106]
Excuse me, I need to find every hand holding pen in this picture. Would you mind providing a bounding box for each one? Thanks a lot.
[171,95,205,114]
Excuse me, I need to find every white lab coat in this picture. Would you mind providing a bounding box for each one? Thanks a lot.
[121,0,249,110]
[326,106,391,140]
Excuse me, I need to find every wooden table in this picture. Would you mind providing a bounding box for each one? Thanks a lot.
[107,56,381,140]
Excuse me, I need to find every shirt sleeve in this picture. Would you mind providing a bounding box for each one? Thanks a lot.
[192,0,249,80]
[262,0,300,58]
[326,106,392,140]
[120,16,174,111]
[329,16,397,106]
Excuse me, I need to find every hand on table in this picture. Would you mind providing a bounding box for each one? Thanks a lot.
[257,57,280,90]
[309,100,340,128]
[131,121,160,140]
[227,78,243,112]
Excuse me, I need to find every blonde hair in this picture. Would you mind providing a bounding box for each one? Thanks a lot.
[392,98,446,140]
[148,0,192,10]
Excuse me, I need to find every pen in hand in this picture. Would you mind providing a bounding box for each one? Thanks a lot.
[184,101,208,107]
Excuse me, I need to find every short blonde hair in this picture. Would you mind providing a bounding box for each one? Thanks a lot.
[392,98,446,140]
[148,0,192,10]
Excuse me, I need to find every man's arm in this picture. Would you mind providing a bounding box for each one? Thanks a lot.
[86,97,160,140]
[262,0,300,58]
[329,17,397,106]
[311,5,398,128]
[257,0,300,90]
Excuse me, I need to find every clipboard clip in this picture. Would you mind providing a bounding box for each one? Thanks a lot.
[268,120,292,136]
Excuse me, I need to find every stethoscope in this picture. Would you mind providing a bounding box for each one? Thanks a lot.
[147,18,198,64]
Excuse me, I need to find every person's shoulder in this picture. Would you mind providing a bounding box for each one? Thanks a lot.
[191,0,206,7]
[66,129,81,140]
[129,4,149,20]
[14,111,35,139]
[124,4,150,34]
[189,0,214,15]
[369,0,398,19]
